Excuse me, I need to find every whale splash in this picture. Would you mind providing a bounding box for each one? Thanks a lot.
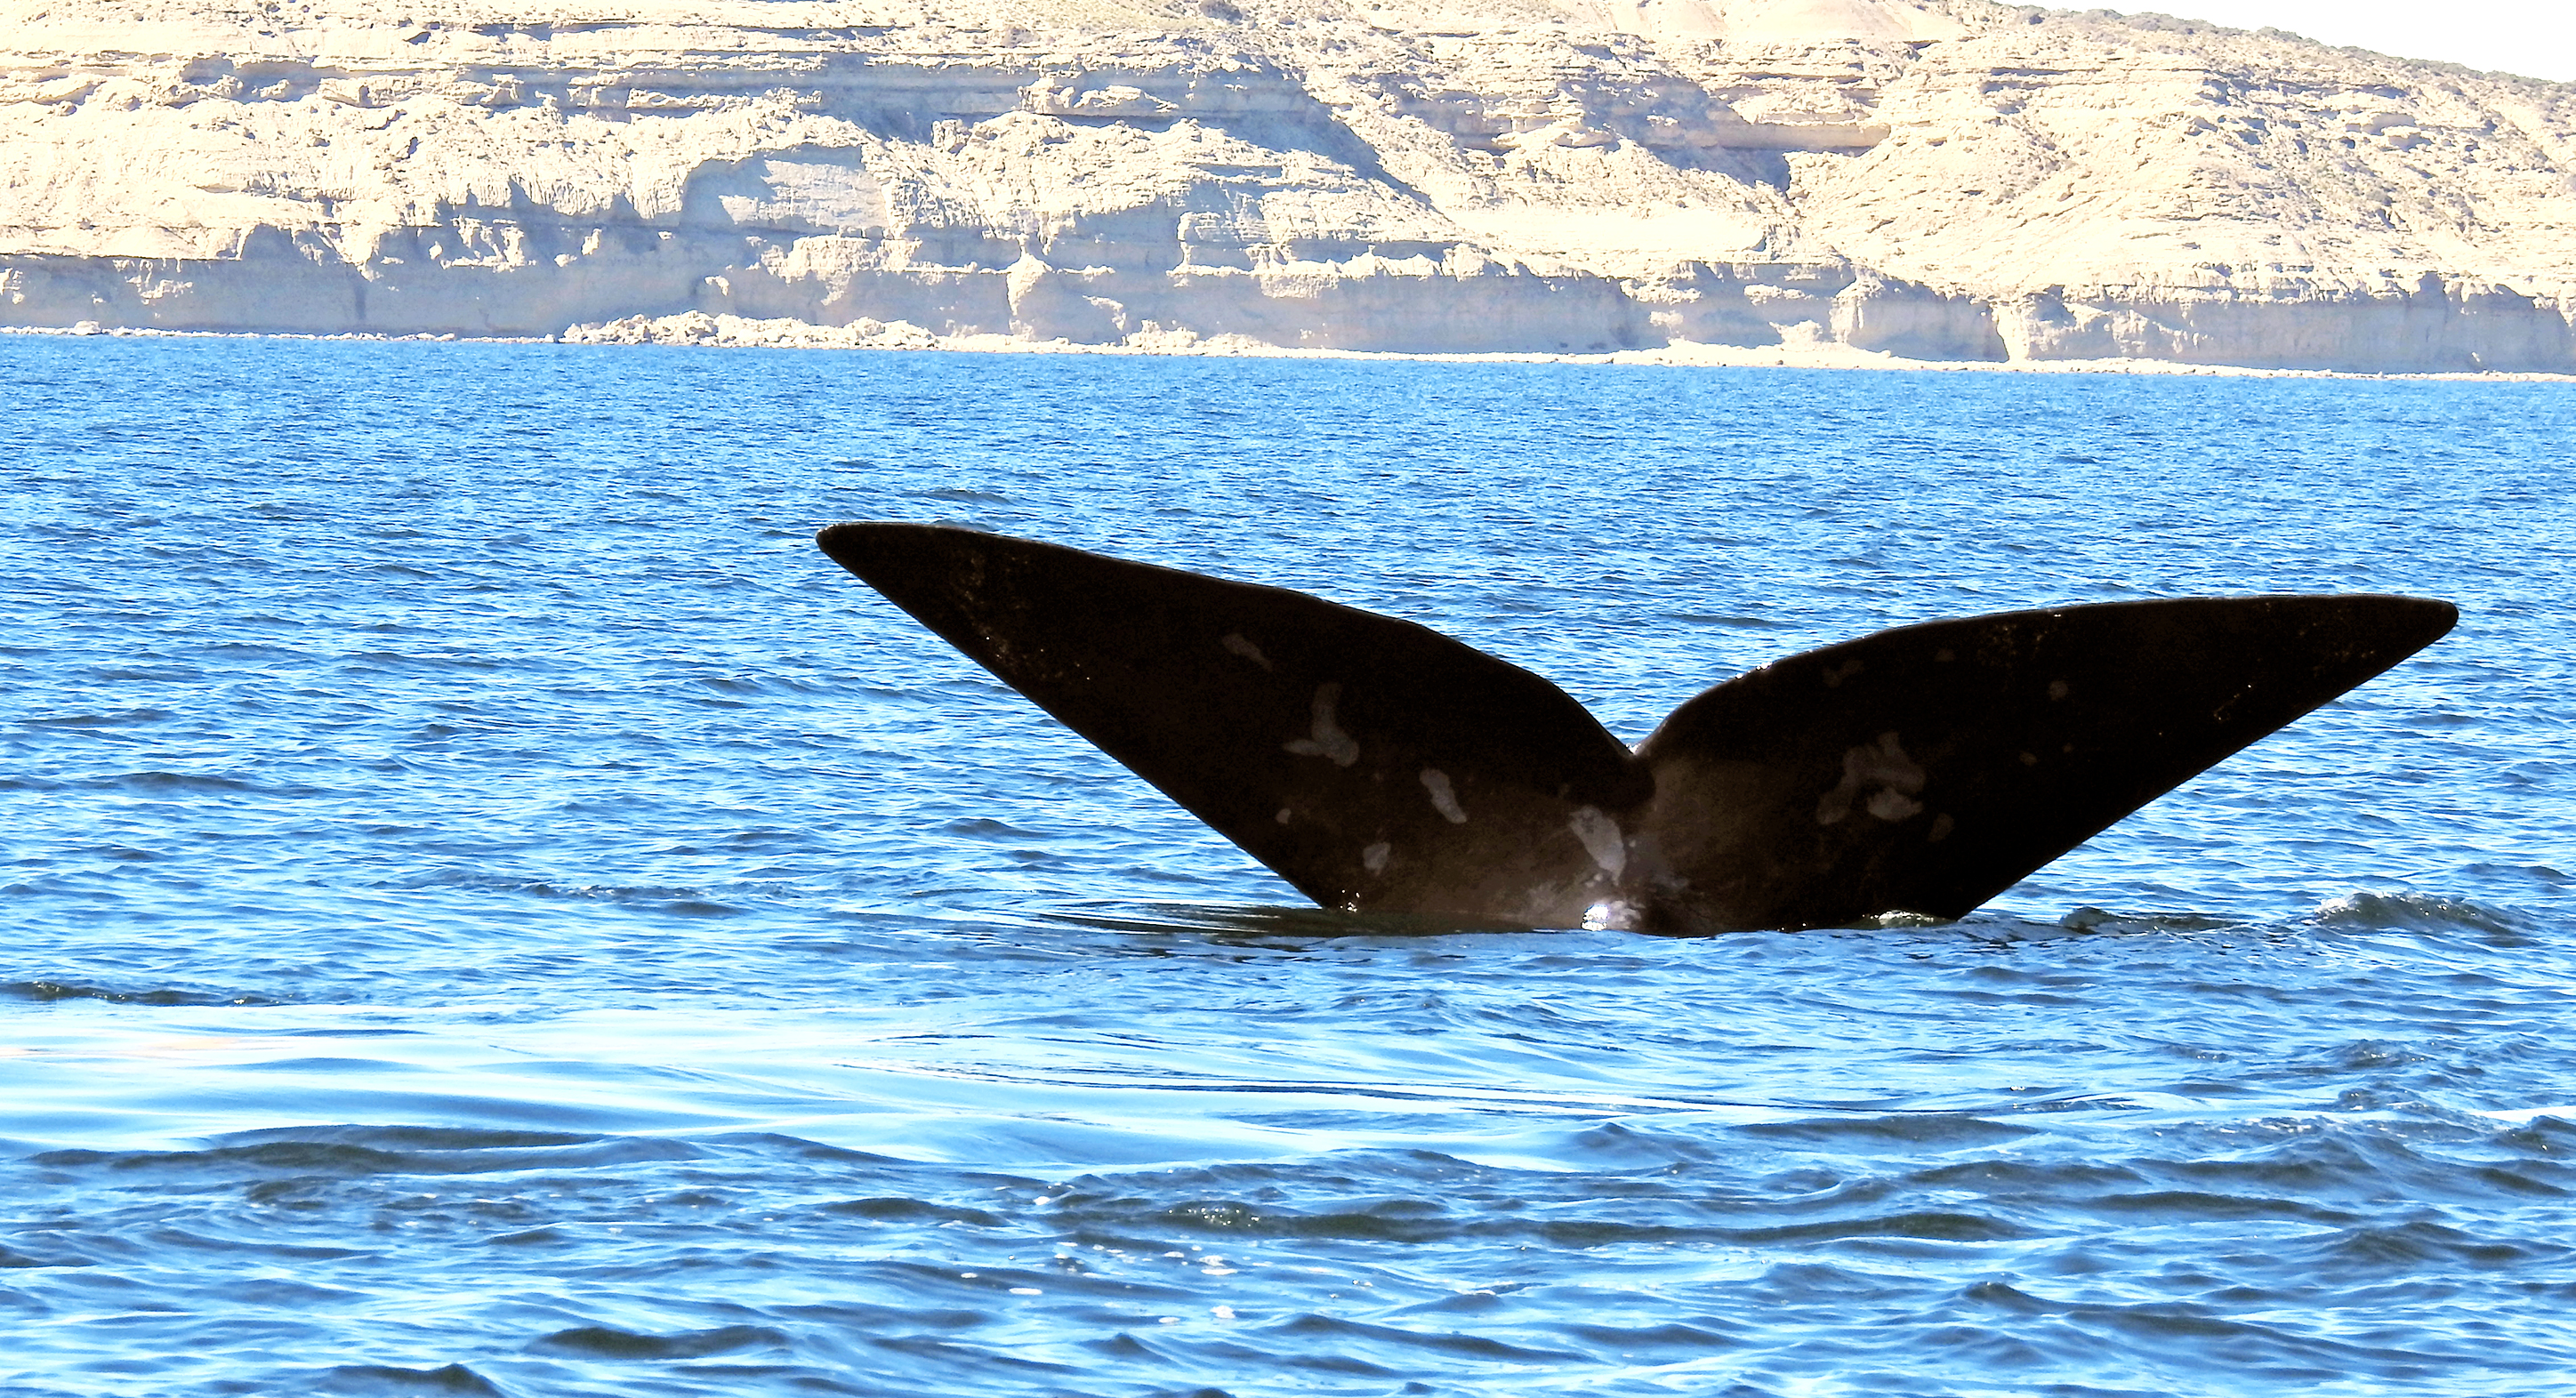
[817,522,2456,933]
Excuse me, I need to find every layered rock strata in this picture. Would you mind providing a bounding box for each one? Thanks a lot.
[4,0,2573,370]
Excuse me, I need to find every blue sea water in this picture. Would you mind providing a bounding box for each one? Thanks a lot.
[3,334,2572,1396]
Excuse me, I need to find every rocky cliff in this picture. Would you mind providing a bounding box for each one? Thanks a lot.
[6,0,2574,370]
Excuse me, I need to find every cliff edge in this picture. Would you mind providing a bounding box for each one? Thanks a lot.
[6,0,2574,370]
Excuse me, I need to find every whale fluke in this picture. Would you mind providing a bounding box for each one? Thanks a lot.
[817,522,2456,933]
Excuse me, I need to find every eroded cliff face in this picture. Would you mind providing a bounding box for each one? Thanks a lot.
[4,0,2572,369]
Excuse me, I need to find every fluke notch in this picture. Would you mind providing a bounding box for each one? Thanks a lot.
[817,522,2455,933]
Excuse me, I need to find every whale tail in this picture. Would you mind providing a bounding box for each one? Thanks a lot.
[817,522,2455,933]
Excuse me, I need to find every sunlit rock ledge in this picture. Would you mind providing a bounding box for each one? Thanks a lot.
[4,0,2573,372]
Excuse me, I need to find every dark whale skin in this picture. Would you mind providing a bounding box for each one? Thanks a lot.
[819,521,2456,933]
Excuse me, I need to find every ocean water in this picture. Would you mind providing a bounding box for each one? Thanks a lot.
[3,334,2572,1397]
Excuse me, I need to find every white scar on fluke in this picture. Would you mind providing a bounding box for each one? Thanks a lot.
[1420,767,1468,824]
[1221,633,1273,671]
[817,521,2460,934]
[1567,807,1626,879]
[1815,731,1927,826]
[1284,682,1360,767]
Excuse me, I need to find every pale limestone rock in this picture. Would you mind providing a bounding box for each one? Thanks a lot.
[2,0,2572,370]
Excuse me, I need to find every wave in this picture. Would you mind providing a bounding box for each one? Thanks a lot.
[33,1125,703,1178]
[384,868,745,917]
[2308,890,2533,936]
[3,978,285,1007]
[1038,895,2528,945]
[2054,906,2246,934]
[315,1362,505,1395]
[21,707,173,727]
[529,1323,790,1360]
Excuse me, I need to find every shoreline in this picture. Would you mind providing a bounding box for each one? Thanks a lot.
[10,319,2575,385]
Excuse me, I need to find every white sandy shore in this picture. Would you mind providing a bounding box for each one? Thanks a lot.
[15,316,2575,382]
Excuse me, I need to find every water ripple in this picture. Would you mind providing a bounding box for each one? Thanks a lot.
[3,339,2572,1396]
